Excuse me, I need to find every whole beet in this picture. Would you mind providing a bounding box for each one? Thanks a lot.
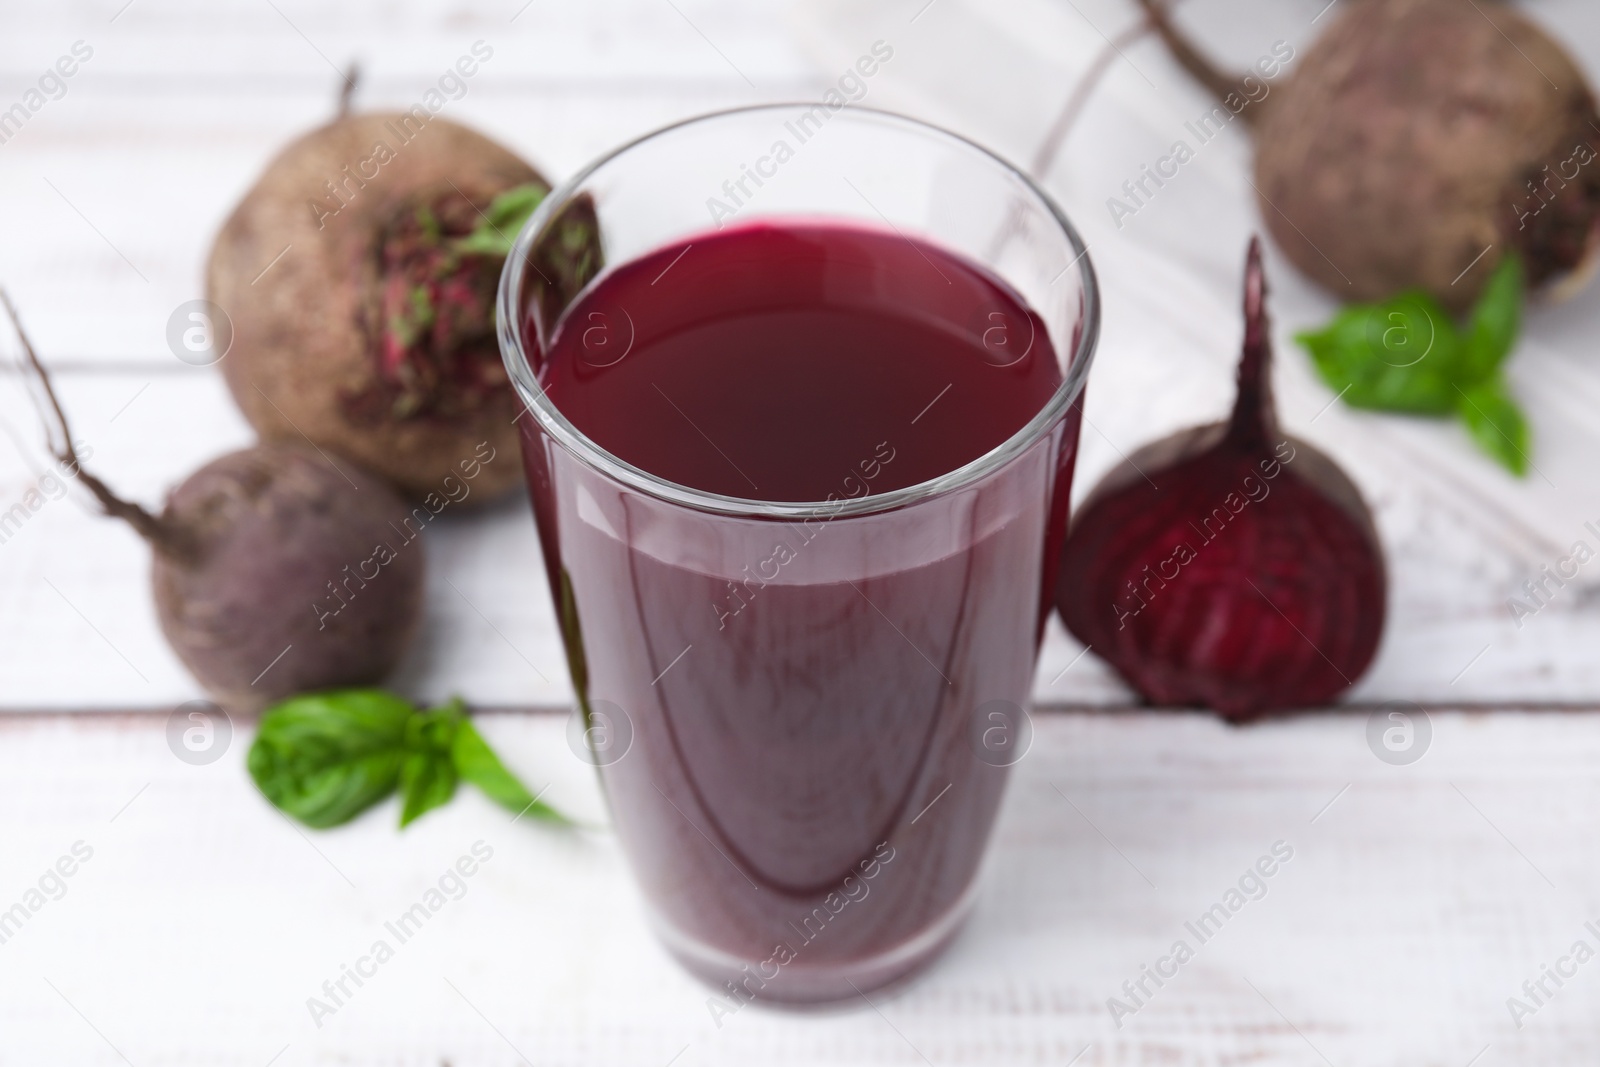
[152,444,425,710]
[2,295,425,711]
[1139,0,1600,312]
[1055,240,1386,719]
[1256,0,1600,309]
[208,111,546,499]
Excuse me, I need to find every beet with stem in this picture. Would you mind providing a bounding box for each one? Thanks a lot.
[1136,0,1600,312]
[1055,240,1386,720]
[207,75,599,501]
[2,294,424,711]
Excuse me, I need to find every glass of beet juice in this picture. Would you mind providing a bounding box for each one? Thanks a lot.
[498,106,1098,1004]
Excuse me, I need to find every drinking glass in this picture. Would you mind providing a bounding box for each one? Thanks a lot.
[498,105,1098,1003]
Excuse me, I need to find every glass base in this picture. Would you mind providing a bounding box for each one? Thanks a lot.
[651,875,981,1007]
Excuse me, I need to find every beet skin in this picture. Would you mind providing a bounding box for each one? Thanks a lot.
[208,113,544,500]
[153,444,425,711]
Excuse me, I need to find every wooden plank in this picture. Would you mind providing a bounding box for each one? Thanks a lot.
[0,709,1595,1064]
[0,0,818,85]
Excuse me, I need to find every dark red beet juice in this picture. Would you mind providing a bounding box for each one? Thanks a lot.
[517,221,1080,1001]
[539,224,1062,499]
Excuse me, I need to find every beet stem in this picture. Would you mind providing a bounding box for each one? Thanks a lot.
[1227,237,1280,448]
[0,289,192,558]
[337,61,360,117]
[1033,13,1157,178]
[1133,0,1262,130]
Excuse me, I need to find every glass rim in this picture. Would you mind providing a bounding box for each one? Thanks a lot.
[497,103,1101,520]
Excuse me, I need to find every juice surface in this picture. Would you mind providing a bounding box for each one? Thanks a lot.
[537,221,1062,501]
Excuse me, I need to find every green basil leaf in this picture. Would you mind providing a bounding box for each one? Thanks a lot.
[1455,378,1530,476]
[248,690,413,829]
[398,751,459,828]
[1296,292,1463,415]
[406,700,464,754]
[451,718,571,825]
[250,689,572,831]
[1298,257,1534,473]
[453,183,549,258]
[1460,254,1523,383]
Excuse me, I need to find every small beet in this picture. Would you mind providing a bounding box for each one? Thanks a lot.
[2,295,424,711]
[151,445,425,710]
[1055,240,1386,720]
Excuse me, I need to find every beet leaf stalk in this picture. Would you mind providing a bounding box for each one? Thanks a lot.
[1,289,190,557]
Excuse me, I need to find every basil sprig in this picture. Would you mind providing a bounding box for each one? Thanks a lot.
[248,689,570,829]
[1296,255,1529,475]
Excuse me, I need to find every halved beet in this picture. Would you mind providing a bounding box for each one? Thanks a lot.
[1056,240,1387,720]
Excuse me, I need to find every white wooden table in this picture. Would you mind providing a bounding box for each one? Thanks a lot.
[2,0,1599,1062]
